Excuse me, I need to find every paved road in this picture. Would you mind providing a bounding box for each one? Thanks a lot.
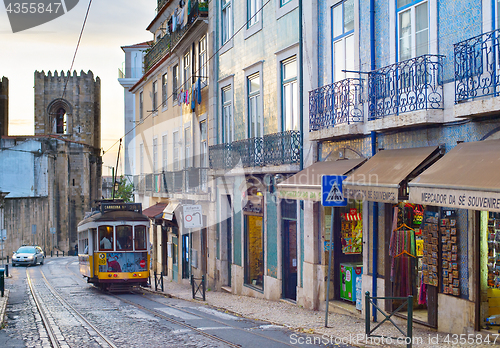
[0,257,352,347]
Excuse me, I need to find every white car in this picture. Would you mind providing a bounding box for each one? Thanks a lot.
[12,246,45,266]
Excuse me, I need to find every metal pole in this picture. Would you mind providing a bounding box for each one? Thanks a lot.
[407,295,413,348]
[325,208,335,327]
[365,291,370,335]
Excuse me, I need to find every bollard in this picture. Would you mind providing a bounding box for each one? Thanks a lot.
[63,251,65,257]
[6,255,9,264]
[51,251,53,257]
[57,250,59,257]
[4,264,8,278]
[0,268,4,297]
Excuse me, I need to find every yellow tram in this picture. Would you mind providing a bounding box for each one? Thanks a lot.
[77,201,150,290]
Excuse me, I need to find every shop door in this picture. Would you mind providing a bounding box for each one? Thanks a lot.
[182,234,190,279]
[172,235,178,281]
[162,226,168,276]
[282,201,297,300]
[201,227,207,274]
[221,195,232,286]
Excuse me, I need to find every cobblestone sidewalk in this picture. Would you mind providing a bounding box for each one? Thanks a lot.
[151,277,497,348]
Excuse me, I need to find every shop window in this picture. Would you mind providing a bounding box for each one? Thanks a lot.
[116,225,133,251]
[340,201,363,255]
[244,186,264,290]
[135,225,147,250]
[98,225,113,251]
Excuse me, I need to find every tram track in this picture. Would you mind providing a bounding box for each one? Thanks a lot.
[63,258,302,348]
[26,266,118,348]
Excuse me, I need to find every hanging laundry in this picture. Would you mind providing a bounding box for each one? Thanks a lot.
[191,83,196,110]
[197,78,202,104]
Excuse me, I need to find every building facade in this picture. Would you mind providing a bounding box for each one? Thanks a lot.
[0,70,102,256]
[206,0,313,302]
[129,0,210,285]
[298,0,500,335]
[118,42,149,180]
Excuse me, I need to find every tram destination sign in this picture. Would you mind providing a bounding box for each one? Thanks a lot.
[409,187,500,213]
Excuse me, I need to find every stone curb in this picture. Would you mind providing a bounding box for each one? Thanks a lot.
[0,289,10,329]
[141,285,372,348]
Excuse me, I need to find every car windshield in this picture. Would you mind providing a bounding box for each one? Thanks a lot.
[16,247,36,253]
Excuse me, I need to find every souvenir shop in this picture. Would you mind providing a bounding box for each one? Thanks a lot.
[386,201,467,327]
[407,139,500,333]
[323,199,363,309]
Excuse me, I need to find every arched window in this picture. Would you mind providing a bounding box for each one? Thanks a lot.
[56,108,66,134]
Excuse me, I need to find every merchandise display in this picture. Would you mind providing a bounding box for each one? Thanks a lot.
[441,210,460,296]
[487,213,500,289]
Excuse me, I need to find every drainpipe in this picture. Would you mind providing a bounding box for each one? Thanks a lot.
[371,130,378,322]
[299,0,304,171]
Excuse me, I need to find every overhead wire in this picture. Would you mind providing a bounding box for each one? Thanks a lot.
[61,0,93,100]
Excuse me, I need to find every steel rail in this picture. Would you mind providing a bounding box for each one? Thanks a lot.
[26,269,60,348]
[64,258,302,348]
[29,266,118,348]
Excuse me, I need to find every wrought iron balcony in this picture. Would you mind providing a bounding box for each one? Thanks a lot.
[368,54,444,120]
[309,78,363,131]
[209,131,301,170]
[156,0,168,13]
[133,174,145,194]
[454,29,500,103]
[150,168,209,195]
[144,0,208,72]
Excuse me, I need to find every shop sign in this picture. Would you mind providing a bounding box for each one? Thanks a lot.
[277,188,320,201]
[410,187,500,213]
[344,186,398,203]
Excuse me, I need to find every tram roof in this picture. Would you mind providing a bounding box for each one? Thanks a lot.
[78,210,150,227]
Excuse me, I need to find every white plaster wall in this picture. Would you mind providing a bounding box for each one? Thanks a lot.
[437,294,475,334]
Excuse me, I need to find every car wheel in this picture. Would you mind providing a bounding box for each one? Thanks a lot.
[12,263,16,267]
[40,257,44,265]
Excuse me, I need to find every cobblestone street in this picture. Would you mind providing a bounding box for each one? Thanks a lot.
[0,257,341,347]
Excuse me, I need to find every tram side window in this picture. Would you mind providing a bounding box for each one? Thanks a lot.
[116,225,133,251]
[99,225,113,251]
[135,225,147,250]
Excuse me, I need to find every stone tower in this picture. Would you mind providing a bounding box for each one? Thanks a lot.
[34,70,102,253]
[0,77,8,137]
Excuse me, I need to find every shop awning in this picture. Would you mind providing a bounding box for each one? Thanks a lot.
[408,139,500,212]
[344,146,441,203]
[162,201,180,220]
[276,159,366,201]
[142,202,168,219]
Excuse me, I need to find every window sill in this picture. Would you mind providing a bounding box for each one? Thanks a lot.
[244,283,264,293]
[276,0,298,20]
[244,21,262,40]
[219,39,233,56]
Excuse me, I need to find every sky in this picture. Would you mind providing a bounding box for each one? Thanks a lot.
[0,0,155,176]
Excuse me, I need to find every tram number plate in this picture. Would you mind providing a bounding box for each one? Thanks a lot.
[98,253,107,265]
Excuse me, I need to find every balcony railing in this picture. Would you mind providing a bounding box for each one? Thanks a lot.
[156,0,168,13]
[368,54,444,120]
[309,78,363,132]
[454,29,500,103]
[209,131,301,170]
[145,0,208,72]
[133,174,145,194]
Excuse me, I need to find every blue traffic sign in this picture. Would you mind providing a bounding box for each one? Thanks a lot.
[321,175,347,207]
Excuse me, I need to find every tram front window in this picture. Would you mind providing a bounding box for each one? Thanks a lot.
[99,225,113,251]
[135,225,147,250]
[116,225,133,251]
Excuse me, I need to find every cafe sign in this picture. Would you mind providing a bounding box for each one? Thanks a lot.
[409,187,500,213]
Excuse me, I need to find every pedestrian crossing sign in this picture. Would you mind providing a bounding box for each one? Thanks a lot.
[321,175,347,207]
